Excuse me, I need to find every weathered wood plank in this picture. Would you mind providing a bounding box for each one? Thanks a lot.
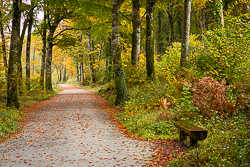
[173,121,208,146]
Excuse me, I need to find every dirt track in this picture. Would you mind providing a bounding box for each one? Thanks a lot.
[0,84,156,166]
[0,84,186,167]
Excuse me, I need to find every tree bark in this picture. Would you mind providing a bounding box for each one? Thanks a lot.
[17,4,34,92]
[7,0,21,108]
[26,7,34,91]
[40,5,46,89]
[214,0,224,29]
[157,10,163,56]
[77,62,79,82]
[243,2,249,13]
[45,34,53,90]
[0,2,8,80]
[32,44,35,75]
[87,33,96,83]
[80,58,84,85]
[167,8,174,44]
[112,0,128,105]
[131,0,140,67]
[92,40,96,83]
[146,0,156,79]
[59,70,61,82]
[106,37,112,82]
[180,0,191,69]
[87,33,93,84]
[45,10,63,90]
[63,57,66,82]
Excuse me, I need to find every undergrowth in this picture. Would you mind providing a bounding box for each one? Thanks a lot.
[0,82,62,140]
[99,14,250,166]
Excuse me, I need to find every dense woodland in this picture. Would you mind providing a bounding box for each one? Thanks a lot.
[0,0,250,166]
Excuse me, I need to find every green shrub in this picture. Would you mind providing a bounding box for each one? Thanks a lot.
[0,109,23,138]
[189,14,250,85]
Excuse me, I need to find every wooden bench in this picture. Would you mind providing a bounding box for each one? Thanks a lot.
[173,121,208,146]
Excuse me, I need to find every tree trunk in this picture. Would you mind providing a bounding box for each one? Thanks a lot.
[45,8,64,90]
[0,3,8,81]
[40,5,46,89]
[243,2,249,13]
[92,40,96,83]
[197,9,206,44]
[7,0,21,108]
[17,5,33,92]
[112,0,128,105]
[80,60,84,84]
[59,70,61,82]
[177,16,182,42]
[214,0,224,29]
[63,57,66,82]
[157,10,163,56]
[77,62,79,82]
[87,33,96,84]
[146,0,156,79]
[45,34,53,90]
[26,9,33,91]
[180,0,191,69]
[106,37,112,82]
[131,0,140,67]
[32,44,35,75]
[167,10,174,44]
[97,42,102,72]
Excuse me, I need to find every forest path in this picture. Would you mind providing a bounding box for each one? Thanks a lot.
[0,84,156,166]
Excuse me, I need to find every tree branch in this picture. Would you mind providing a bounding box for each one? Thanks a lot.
[53,28,74,41]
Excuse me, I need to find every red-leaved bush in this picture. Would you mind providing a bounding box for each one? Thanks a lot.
[191,76,235,119]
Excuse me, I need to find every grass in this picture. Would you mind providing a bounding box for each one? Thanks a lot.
[0,85,62,140]
[168,109,250,166]
[99,79,250,166]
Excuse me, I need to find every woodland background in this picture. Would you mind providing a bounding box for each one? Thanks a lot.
[0,0,249,166]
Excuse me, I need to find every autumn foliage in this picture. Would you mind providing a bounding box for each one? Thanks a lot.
[191,76,235,118]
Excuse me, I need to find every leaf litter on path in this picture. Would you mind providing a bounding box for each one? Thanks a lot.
[0,84,185,166]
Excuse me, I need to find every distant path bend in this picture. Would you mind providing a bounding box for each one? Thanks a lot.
[0,84,154,166]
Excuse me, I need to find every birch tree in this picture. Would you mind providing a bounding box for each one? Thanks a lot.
[180,0,191,69]
[0,0,7,80]
[131,0,140,67]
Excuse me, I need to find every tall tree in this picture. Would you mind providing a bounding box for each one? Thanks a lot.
[26,1,34,91]
[0,0,7,80]
[131,0,140,67]
[180,0,191,69]
[17,2,35,91]
[63,57,66,82]
[87,33,95,83]
[7,0,22,108]
[45,1,73,90]
[146,0,157,79]
[77,34,84,85]
[243,2,249,13]
[214,0,224,28]
[45,9,64,90]
[40,4,46,89]
[156,10,163,56]
[105,36,112,82]
[166,2,182,44]
[112,0,128,105]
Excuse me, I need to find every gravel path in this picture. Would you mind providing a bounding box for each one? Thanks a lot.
[0,84,155,167]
